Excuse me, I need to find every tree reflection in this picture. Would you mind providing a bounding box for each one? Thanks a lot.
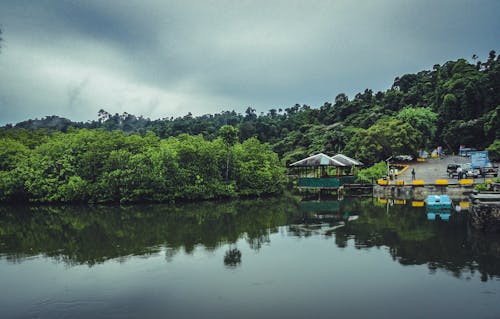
[329,198,500,281]
[0,195,300,267]
[223,247,242,268]
[1,196,499,281]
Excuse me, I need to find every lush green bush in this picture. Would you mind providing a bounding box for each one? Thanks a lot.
[0,128,285,203]
[356,161,387,183]
[344,118,420,165]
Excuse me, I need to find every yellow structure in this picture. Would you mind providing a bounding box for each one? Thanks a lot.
[377,179,389,186]
[459,179,473,185]
[395,180,405,186]
[412,180,425,185]
[412,201,425,207]
[397,165,410,175]
[435,179,448,185]
[459,201,470,209]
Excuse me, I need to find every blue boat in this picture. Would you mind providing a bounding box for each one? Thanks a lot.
[426,195,453,221]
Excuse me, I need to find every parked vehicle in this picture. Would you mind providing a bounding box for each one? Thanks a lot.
[447,163,480,178]
[447,163,460,176]
[480,163,498,177]
[465,165,481,178]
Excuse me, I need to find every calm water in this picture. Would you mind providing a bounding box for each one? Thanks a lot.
[1,196,500,319]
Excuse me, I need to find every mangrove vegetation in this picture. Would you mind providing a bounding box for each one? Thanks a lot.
[0,128,284,203]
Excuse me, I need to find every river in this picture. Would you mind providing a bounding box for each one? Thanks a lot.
[1,196,499,318]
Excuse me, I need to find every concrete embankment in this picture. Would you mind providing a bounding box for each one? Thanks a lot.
[373,184,474,201]
[470,192,500,232]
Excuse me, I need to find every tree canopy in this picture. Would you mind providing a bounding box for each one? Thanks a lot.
[2,51,499,173]
[0,129,285,203]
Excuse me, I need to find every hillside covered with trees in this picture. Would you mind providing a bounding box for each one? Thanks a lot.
[1,51,499,203]
[5,51,499,164]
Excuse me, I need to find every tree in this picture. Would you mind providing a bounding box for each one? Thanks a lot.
[0,138,29,171]
[356,161,387,183]
[344,118,421,165]
[441,93,458,122]
[334,93,348,106]
[219,125,238,181]
[224,248,242,268]
[396,106,438,148]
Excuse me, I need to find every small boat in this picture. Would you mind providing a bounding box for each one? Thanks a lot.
[426,195,452,221]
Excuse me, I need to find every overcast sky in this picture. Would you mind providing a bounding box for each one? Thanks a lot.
[0,0,498,125]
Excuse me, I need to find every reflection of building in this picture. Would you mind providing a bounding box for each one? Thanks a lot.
[299,200,343,223]
[290,199,359,236]
[289,153,364,191]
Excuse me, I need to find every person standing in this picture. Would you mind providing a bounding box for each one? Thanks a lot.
[457,166,463,180]
[411,168,416,180]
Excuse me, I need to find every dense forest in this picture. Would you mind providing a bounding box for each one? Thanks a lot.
[0,128,284,203]
[1,51,499,203]
[5,51,500,165]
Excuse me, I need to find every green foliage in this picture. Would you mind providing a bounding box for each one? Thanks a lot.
[474,183,489,192]
[396,106,438,147]
[219,125,238,147]
[2,51,499,178]
[356,161,387,183]
[0,129,284,203]
[233,138,285,196]
[486,139,500,161]
[0,138,29,170]
[344,118,420,165]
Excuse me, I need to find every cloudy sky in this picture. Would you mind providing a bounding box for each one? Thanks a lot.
[0,0,498,125]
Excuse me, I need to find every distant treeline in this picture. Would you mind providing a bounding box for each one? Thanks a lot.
[0,128,284,203]
[3,51,500,163]
[4,51,499,165]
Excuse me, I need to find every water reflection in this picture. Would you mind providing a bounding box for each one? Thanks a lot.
[1,196,500,281]
[0,197,300,267]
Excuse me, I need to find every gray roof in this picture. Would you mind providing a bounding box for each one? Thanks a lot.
[289,153,346,167]
[331,154,364,166]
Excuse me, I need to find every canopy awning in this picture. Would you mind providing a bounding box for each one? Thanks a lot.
[290,153,346,167]
[331,154,364,166]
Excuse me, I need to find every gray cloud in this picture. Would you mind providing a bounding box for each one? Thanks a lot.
[0,0,499,125]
